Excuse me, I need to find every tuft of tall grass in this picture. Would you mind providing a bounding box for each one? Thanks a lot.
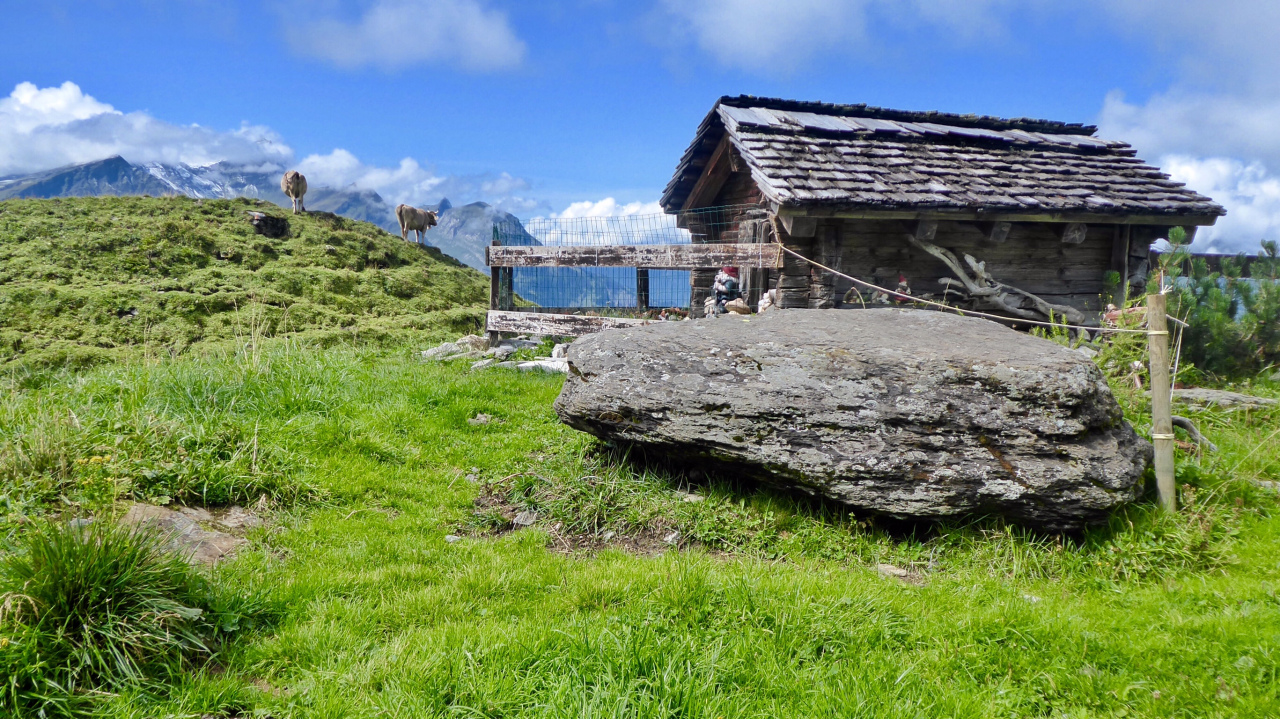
[0,350,326,543]
[0,520,277,716]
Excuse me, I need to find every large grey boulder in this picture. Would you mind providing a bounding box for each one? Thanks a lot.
[555,309,1151,531]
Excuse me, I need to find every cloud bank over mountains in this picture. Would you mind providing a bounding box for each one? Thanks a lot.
[0,81,290,177]
[0,81,540,214]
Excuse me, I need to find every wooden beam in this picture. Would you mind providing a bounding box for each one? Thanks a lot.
[780,215,818,238]
[982,221,1012,244]
[1109,225,1129,274]
[778,207,1221,226]
[486,310,654,337]
[1060,222,1088,245]
[682,135,735,211]
[485,243,781,269]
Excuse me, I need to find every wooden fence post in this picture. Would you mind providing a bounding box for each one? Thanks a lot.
[636,268,650,312]
[1147,292,1176,511]
[488,240,500,345]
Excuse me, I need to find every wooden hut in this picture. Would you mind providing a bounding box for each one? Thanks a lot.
[661,96,1225,321]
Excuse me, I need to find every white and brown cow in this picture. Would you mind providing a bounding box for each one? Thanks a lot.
[396,204,439,243]
[281,171,307,214]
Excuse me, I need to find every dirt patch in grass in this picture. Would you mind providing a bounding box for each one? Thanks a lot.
[465,479,681,556]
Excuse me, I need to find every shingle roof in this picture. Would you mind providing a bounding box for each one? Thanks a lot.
[660,96,1224,221]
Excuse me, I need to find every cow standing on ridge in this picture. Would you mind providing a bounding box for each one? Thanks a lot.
[281,171,307,214]
[396,204,439,243]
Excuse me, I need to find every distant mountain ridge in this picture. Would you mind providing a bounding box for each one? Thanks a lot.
[0,156,528,273]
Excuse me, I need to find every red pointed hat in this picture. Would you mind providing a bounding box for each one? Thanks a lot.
[721,266,739,277]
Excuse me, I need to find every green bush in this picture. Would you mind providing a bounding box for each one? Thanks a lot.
[0,520,276,716]
[1155,231,1280,378]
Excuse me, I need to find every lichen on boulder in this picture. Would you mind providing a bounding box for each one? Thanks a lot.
[554,309,1151,531]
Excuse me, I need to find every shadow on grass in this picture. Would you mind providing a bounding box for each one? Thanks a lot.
[463,439,1252,585]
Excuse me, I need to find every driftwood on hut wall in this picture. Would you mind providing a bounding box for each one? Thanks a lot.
[902,220,1088,325]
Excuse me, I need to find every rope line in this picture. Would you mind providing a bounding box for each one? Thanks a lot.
[769,241,1150,335]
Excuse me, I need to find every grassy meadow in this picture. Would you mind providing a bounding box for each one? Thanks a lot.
[0,196,489,372]
[2,197,1279,717]
[2,342,1277,718]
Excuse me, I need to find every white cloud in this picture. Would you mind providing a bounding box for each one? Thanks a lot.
[286,0,525,72]
[1161,156,1280,254]
[659,0,1020,72]
[1098,91,1280,168]
[0,81,292,176]
[0,81,539,215]
[297,148,539,213]
[1089,0,1280,254]
[660,0,867,72]
[1096,0,1280,93]
[554,197,664,219]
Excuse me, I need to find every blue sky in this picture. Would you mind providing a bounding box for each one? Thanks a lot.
[2,0,1279,251]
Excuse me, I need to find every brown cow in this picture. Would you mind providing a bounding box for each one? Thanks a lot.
[281,171,307,214]
[396,203,438,243]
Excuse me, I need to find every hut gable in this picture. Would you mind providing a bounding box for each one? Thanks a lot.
[662,96,1225,223]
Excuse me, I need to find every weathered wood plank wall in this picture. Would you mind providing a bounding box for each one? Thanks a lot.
[830,219,1124,311]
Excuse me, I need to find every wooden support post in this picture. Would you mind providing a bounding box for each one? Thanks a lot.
[636,268,650,312]
[500,268,513,311]
[981,221,1011,244]
[809,222,838,309]
[1147,292,1176,512]
[1060,222,1088,245]
[689,269,716,318]
[488,236,501,344]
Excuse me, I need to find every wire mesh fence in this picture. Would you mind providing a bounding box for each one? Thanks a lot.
[492,204,769,312]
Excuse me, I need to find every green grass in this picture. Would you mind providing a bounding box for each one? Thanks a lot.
[1,520,278,717]
[2,345,1277,717]
[0,196,489,372]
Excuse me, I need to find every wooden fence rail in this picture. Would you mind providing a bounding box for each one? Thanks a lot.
[485,243,781,270]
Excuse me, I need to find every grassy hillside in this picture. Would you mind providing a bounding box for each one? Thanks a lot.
[0,196,489,370]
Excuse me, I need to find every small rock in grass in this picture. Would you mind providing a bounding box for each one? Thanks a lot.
[216,506,263,530]
[513,510,538,528]
[518,359,569,374]
[421,341,461,360]
[1022,594,1042,604]
[468,413,494,426]
[552,343,570,359]
[121,503,245,566]
[1254,480,1278,492]
[444,534,462,543]
[471,358,495,370]
[178,506,213,522]
[663,531,681,545]
[601,530,616,541]
[456,334,489,353]
[487,345,515,360]
[68,517,94,529]
[681,493,705,503]
[1172,388,1277,409]
[465,473,479,483]
[876,563,910,579]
